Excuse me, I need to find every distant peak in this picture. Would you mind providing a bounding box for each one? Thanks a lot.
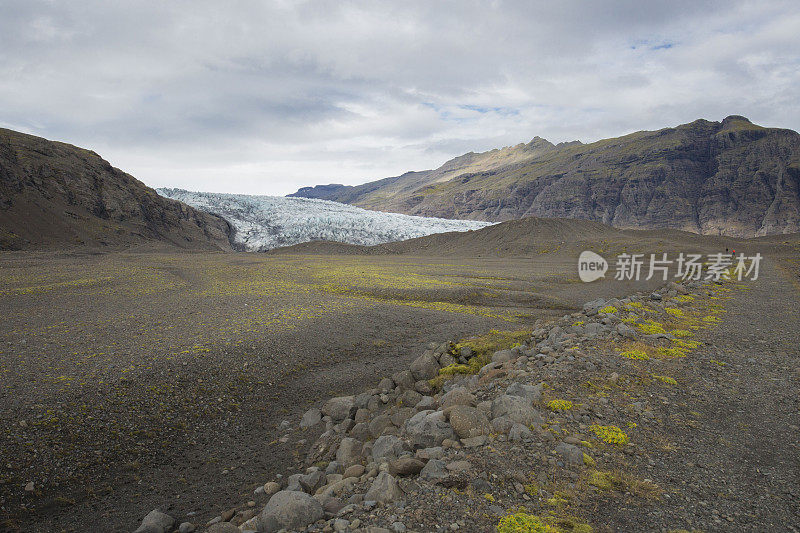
[722,115,751,125]
[525,136,555,151]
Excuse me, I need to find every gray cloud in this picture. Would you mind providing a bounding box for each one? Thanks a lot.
[1,0,798,195]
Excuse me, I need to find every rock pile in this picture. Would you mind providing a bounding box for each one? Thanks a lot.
[133,279,713,532]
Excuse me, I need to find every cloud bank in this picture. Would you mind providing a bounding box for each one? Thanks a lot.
[1,0,798,194]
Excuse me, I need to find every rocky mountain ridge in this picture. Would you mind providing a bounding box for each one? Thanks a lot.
[291,116,800,238]
[0,128,233,250]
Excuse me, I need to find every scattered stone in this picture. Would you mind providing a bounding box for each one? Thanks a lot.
[133,510,175,533]
[555,442,584,466]
[364,472,403,503]
[300,408,322,428]
[372,435,406,462]
[405,410,455,449]
[491,395,543,426]
[323,396,356,422]
[258,490,324,532]
[336,437,363,468]
[508,423,533,442]
[410,352,439,381]
[205,524,238,533]
[178,523,196,533]
[448,405,491,439]
[505,382,542,403]
[389,456,425,476]
[440,387,475,409]
[491,349,514,363]
[419,459,447,481]
[263,481,281,496]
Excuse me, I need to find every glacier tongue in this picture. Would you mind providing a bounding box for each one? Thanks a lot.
[156,188,493,251]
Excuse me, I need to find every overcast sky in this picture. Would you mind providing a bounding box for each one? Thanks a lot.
[1,1,798,195]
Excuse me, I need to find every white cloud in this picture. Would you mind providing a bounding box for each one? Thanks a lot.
[1,0,798,195]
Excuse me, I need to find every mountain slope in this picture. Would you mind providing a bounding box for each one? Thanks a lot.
[157,188,492,251]
[291,116,800,237]
[0,128,233,250]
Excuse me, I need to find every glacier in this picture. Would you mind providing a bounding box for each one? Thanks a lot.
[157,188,493,251]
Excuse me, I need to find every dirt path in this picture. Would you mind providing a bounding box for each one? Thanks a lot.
[608,259,800,531]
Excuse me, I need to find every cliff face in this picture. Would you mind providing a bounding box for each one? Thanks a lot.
[0,128,233,250]
[292,116,800,237]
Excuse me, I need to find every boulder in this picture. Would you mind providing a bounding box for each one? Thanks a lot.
[258,490,324,532]
[555,442,584,466]
[372,435,406,462]
[388,456,425,477]
[391,370,415,390]
[440,387,475,409]
[491,395,543,426]
[508,423,533,442]
[404,410,455,449]
[369,415,393,438]
[300,408,322,428]
[491,349,514,364]
[505,382,542,403]
[335,438,363,468]
[410,353,439,381]
[364,472,403,504]
[448,405,491,439]
[419,459,447,481]
[133,510,175,533]
[323,396,356,422]
[205,524,239,533]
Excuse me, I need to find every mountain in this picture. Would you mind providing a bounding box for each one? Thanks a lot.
[290,116,800,237]
[0,128,233,250]
[157,188,493,251]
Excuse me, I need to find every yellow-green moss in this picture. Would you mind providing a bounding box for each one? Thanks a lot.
[548,399,574,411]
[497,513,559,533]
[651,374,677,385]
[620,349,649,360]
[599,305,618,314]
[665,307,684,317]
[636,320,666,335]
[589,424,629,445]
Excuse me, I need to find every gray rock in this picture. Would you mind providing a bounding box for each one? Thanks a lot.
[343,464,365,478]
[505,382,542,403]
[349,422,371,442]
[410,352,439,381]
[205,524,238,533]
[419,459,447,481]
[323,396,356,422]
[300,470,326,493]
[508,423,533,442]
[300,408,322,428]
[388,456,425,476]
[583,298,607,315]
[415,396,437,411]
[446,460,472,472]
[460,435,487,447]
[369,415,393,438]
[258,490,324,532]
[392,370,415,390]
[133,510,175,533]
[335,437,363,468]
[286,473,305,492]
[491,395,543,427]
[616,322,636,339]
[378,377,395,393]
[405,410,455,449]
[364,472,403,503]
[414,380,434,395]
[440,387,475,409]
[372,435,406,462]
[448,405,491,439]
[400,390,422,407]
[178,523,196,533]
[438,352,456,367]
[326,461,344,475]
[491,349,514,364]
[415,446,444,460]
[263,481,281,496]
[390,407,415,428]
[555,442,584,466]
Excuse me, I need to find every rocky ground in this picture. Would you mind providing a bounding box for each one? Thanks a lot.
[1,249,663,533]
[128,258,799,532]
